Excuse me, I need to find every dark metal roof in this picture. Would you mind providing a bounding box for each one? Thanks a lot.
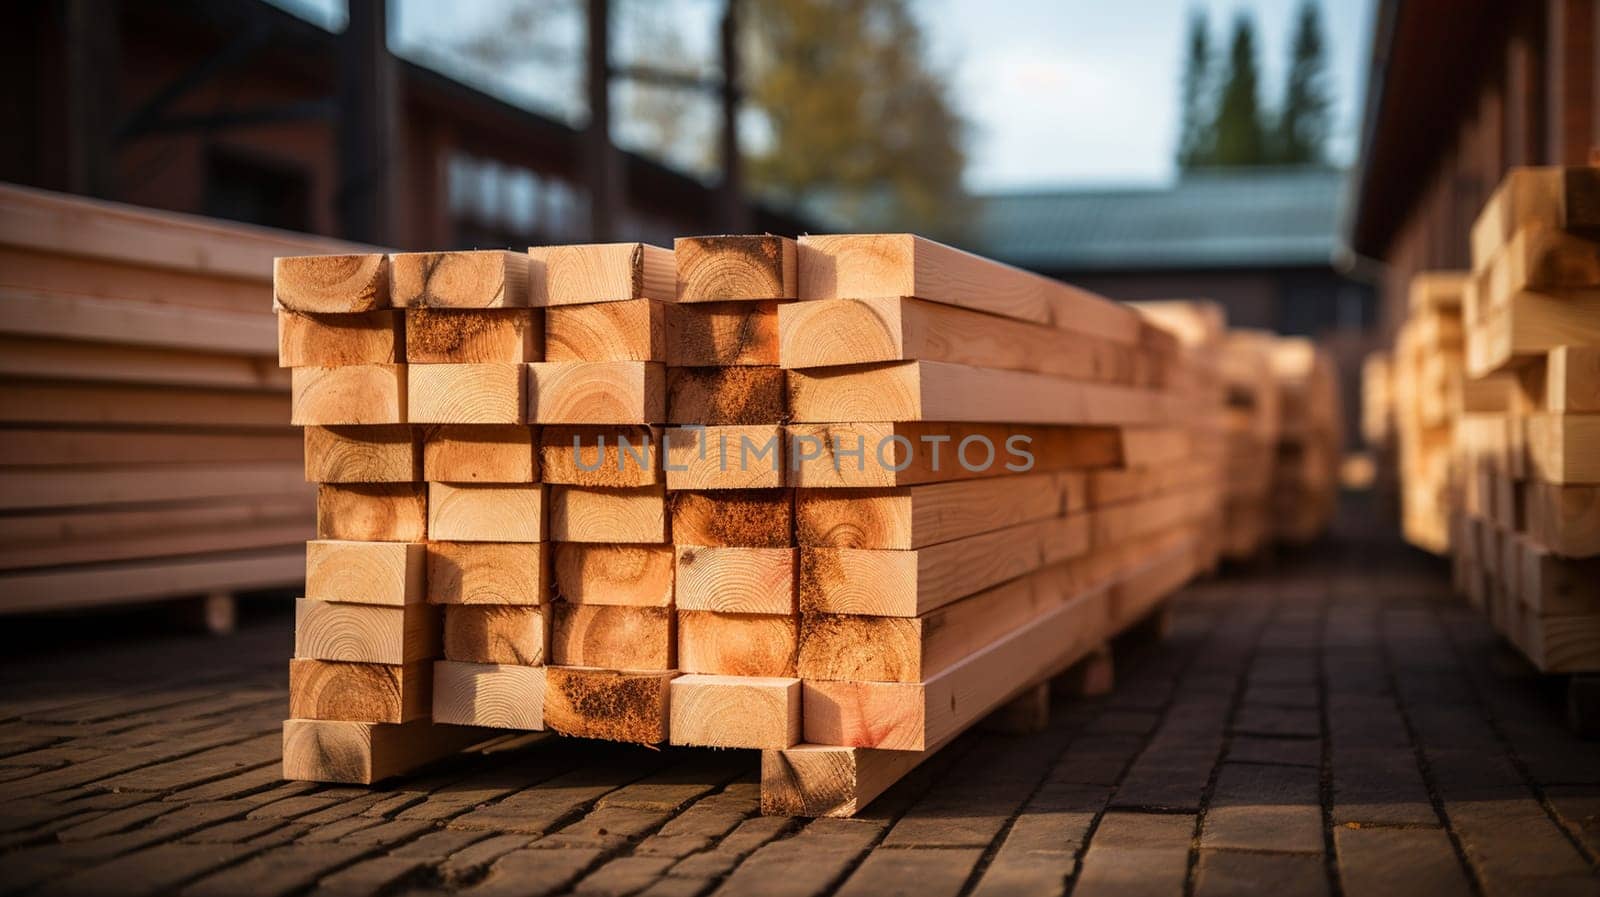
[969,167,1348,272]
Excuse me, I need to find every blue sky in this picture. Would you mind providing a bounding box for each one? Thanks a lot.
[270,0,1375,191]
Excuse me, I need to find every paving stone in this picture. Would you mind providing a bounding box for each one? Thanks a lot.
[1334,826,1472,897]
[462,847,606,897]
[879,773,1033,847]
[1331,746,1437,826]
[575,855,677,896]
[181,842,374,897]
[1211,762,1320,807]
[1194,849,1328,897]
[710,822,881,897]
[1543,786,1600,858]
[1446,795,1597,891]
[32,842,257,897]
[538,805,674,849]
[434,833,539,885]
[1073,812,1195,897]
[1228,736,1321,768]
[1048,735,1144,786]
[1232,706,1321,738]
[635,876,715,897]
[966,808,1084,897]
[388,827,493,860]
[1202,805,1323,853]
[834,847,983,897]
[1111,748,1217,811]
[1086,710,1163,736]
[310,855,427,896]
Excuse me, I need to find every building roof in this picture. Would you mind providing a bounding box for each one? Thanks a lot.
[970,167,1348,272]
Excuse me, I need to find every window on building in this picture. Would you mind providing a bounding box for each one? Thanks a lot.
[203,149,311,232]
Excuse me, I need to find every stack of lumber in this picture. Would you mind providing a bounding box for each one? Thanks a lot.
[1216,330,1282,559]
[1450,165,1600,686]
[1390,273,1467,553]
[1268,337,1342,543]
[0,184,370,622]
[1360,350,1400,517]
[278,233,1216,816]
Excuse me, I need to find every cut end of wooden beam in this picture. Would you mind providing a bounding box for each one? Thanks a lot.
[408,363,526,425]
[533,243,675,306]
[669,674,800,749]
[282,718,492,784]
[291,365,407,426]
[542,666,674,744]
[433,660,546,730]
[304,539,425,606]
[528,361,666,424]
[304,425,422,484]
[673,235,798,301]
[390,250,530,308]
[273,254,389,313]
[759,743,927,818]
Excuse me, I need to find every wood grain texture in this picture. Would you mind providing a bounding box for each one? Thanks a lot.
[552,543,675,606]
[390,250,530,308]
[1547,346,1600,412]
[304,425,422,483]
[528,361,665,424]
[785,422,1120,488]
[544,299,667,362]
[795,471,1076,549]
[539,426,661,486]
[669,674,800,749]
[274,254,389,313]
[288,658,431,723]
[549,484,667,543]
[777,296,1134,381]
[666,366,786,425]
[1523,480,1600,558]
[316,483,427,541]
[304,539,425,606]
[667,301,781,366]
[795,234,1139,344]
[1527,414,1600,483]
[443,604,549,665]
[427,482,547,543]
[278,310,401,367]
[1469,167,1600,268]
[677,611,797,677]
[550,603,675,669]
[760,743,929,817]
[423,424,540,483]
[294,599,440,664]
[543,666,673,743]
[664,424,786,490]
[291,364,406,425]
[787,360,1177,425]
[408,363,526,424]
[432,660,546,729]
[533,243,675,306]
[282,718,489,784]
[675,546,796,613]
[427,541,549,605]
[674,235,797,301]
[405,308,541,363]
[670,489,793,547]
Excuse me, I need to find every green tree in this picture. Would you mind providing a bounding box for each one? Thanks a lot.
[1176,9,1213,169]
[742,0,969,231]
[1210,13,1269,166]
[1275,0,1332,164]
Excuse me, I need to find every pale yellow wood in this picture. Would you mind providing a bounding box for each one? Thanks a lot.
[669,674,800,749]
[288,658,431,723]
[294,599,440,665]
[664,424,786,489]
[405,308,541,363]
[282,718,490,784]
[794,471,1071,549]
[665,365,786,425]
[390,250,530,308]
[1469,167,1600,269]
[316,483,427,542]
[304,539,425,606]
[443,604,549,665]
[666,301,781,366]
[675,546,796,613]
[426,542,548,605]
[305,425,421,483]
[677,610,797,677]
[1527,414,1600,484]
[543,666,674,743]
[552,543,675,606]
[427,482,547,543]
[538,426,662,486]
[549,484,667,543]
[528,361,665,423]
[550,603,675,669]
[674,235,797,301]
[407,363,526,424]
[544,298,667,362]
[670,489,794,548]
[1547,346,1600,412]
[277,310,401,367]
[785,422,1119,488]
[423,424,539,483]
[274,254,389,313]
[291,364,406,426]
[532,243,675,306]
[432,660,546,730]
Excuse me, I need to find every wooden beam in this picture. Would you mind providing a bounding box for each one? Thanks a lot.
[760,742,930,817]
[0,519,310,571]
[305,425,421,483]
[427,483,547,543]
[538,426,661,486]
[1471,167,1600,267]
[785,423,1120,489]
[0,547,304,614]
[389,250,531,308]
[670,488,793,548]
[278,310,401,367]
[291,364,407,426]
[423,425,539,483]
[677,611,798,677]
[532,243,674,306]
[545,299,667,362]
[426,542,549,605]
[0,427,294,467]
[787,361,1178,425]
[1547,346,1600,412]
[432,660,546,730]
[408,363,526,425]
[288,658,431,723]
[669,674,800,749]
[795,471,1079,549]
[294,599,440,665]
[1523,480,1600,557]
[443,604,549,665]
[667,301,781,366]
[282,718,490,784]
[796,234,1140,344]
[549,484,667,543]
[305,539,425,606]
[543,666,673,743]
[551,543,675,607]
[273,255,389,313]
[404,309,541,363]
[318,483,427,542]
[550,604,675,669]
[0,381,288,428]
[1527,413,1600,483]
[666,366,786,425]
[675,546,796,614]
[674,236,797,302]
[0,336,286,392]
[0,461,309,511]
[528,361,666,424]
[664,424,786,490]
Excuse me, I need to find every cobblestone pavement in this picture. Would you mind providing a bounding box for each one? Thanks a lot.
[0,512,1596,896]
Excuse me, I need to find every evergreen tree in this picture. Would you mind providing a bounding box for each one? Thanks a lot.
[1210,13,1269,166]
[1275,0,1332,164]
[1176,9,1213,169]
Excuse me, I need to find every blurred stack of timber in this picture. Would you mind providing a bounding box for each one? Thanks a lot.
[0,185,370,624]
[277,233,1222,816]
[1268,336,1343,543]
[1216,330,1282,559]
